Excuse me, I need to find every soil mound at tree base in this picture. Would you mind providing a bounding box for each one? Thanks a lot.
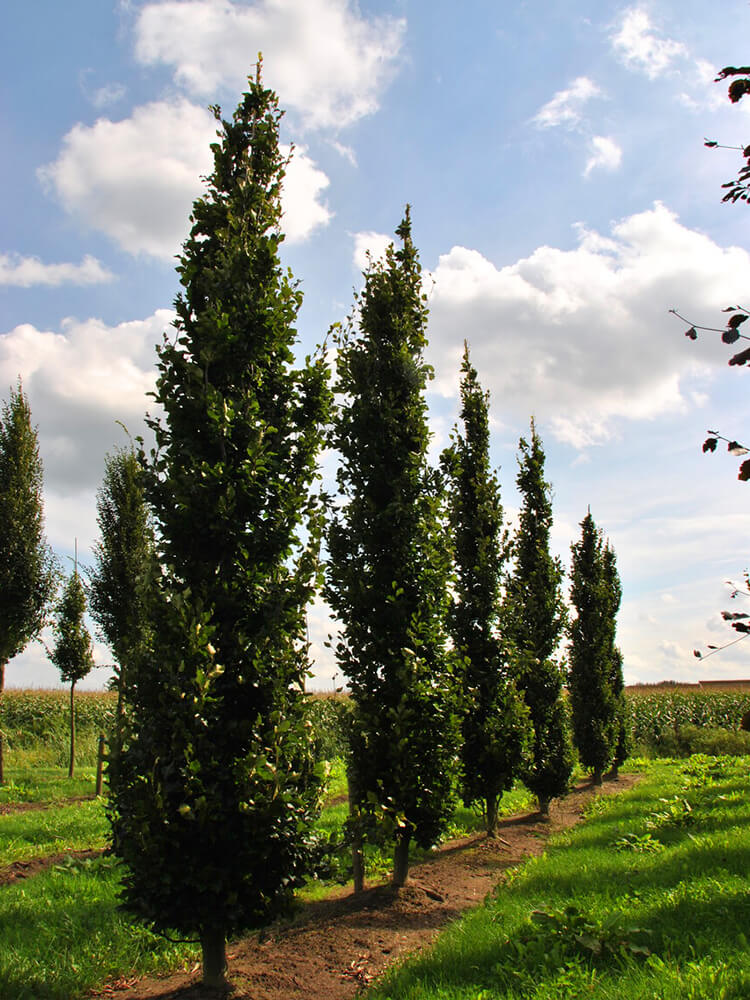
[89,776,638,1000]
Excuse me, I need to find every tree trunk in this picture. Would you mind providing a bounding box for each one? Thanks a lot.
[0,661,6,786]
[95,733,106,796]
[609,764,619,781]
[346,766,364,893]
[68,680,76,779]
[592,767,603,787]
[392,832,411,888]
[485,795,498,837]
[538,796,550,818]
[200,925,227,989]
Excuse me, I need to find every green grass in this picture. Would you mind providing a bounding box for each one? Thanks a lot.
[0,855,199,1000]
[0,764,99,806]
[368,755,750,1000]
[0,799,109,867]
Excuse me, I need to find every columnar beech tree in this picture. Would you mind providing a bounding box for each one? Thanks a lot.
[89,445,155,750]
[568,511,618,784]
[0,381,57,784]
[108,69,331,989]
[326,210,458,887]
[49,567,95,778]
[442,344,530,835]
[505,419,573,815]
[603,542,628,777]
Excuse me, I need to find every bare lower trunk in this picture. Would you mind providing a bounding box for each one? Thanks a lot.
[0,661,6,786]
[95,733,106,796]
[609,764,619,781]
[392,833,411,888]
[68,681,76,779]
[486,795,499,837]
[200,925,227,989]
[347,768,364,893]
[538,796,550,818]
[592,767,603,787]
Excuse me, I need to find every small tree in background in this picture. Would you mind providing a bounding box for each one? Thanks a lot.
[50,563,95,778]
[89,444,155,750]
[108,67,331,989]
[0,380,58,784]
[603,543,628,777]
[442,343,531,835]
[505,419,573,816]
[326,210,459,887]
[568,511,618,784]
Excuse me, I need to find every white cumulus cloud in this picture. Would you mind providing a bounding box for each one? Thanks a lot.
[533,76,602,129]
[0,253,114,287]
[39,101,332,260]
[352,230,393,272]
[425,203,750,447]
[134,0,405,130]
[584,135,623,176]
[0,311,168,496]
[281,145,332,243]
[611,7,687,79]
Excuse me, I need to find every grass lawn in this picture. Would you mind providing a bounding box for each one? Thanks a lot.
[0,765,99,807]
[0,800,109,867]
[4,756,749,999]
[368,755,750,1000]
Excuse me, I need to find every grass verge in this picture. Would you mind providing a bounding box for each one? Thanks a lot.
[368,755,750,1000]
[0,764,99,806]
[0,855,199,1000]
[0,799,109,867]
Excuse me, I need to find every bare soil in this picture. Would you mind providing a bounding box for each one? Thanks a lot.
[88,775,638,1000]
[0,794,96,816]
[0,848,104,887]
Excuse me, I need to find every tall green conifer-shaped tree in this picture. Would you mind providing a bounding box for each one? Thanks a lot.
[568,511,617,784]
[603,541,628,777]
[442,344,531,835]
[108,67,331,988]
[326,211,458,887]
[89,445,155,751]
[505,419,573,815]
[0,381,57,784]
[50,565,95,778]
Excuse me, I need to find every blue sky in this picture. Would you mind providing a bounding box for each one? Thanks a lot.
[3,0,750,690]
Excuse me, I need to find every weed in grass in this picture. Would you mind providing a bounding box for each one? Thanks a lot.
[612,831,664,853]
[644,796,693,833]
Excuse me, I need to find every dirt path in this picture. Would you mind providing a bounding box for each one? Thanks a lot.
[89,775,637,1000]
[0,794,96,816]
[0,847,104,887]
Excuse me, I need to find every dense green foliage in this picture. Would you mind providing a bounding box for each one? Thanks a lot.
[306,694,352,762]
[442,344,530,834]
[88,445,155,745]
[49,573,94,691]
[0,381,58,783]
[326,211,459,885]
[108,69,331,985]
[568,513,622,782]
[505,420,573,812]
[368,756,750,1000]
